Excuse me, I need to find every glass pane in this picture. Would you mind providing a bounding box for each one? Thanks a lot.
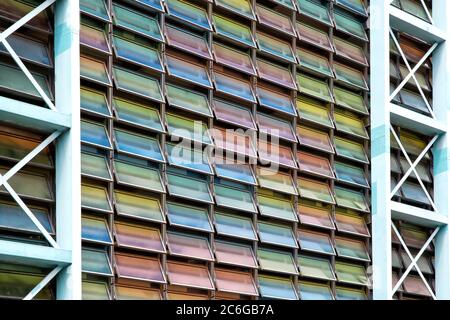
[334,37,368,66]
[298,126,334,153]
[113,34,163,72]
[215,211,257,241]
[0,62,52,100]
[166,113,212,145]
[0,131,52,166]
[335,209,370,237]
[80,0,110,22]
[297,49,333,78]
[334,62,368,90]
[113,97,164,132]
[115,253,165,283]
[81,87,111,117]
[215,269,258,296]
[113,66,163,102]
[334,87,368,114]
[297,74,334,103]
[298,151,334,179]
[80,55,111,86]
[213,42,256,76]
[257,85,296,116]
[334,136,368,163]
[298,178,335,204]
[135,0,164,12]
[258,248,298,275]
[397,0,430,22]
[215,0,255,20]
[214,70,256,103]
[297,97,333,128]
[297,0,332,26]
[335,162,369,188]
[166,0,212,30]
[114,128,164,162]
[115,221,165,253]
[167,171,213,204]
[335,287,366,300]
[213,98,256,130]
[403,275,431,297]
[334,111,368,139]
[166,53,212,88]
[82,215,112,244]
[166,24,212,60]
[213,126,257,158]
[0,201,52,234]
[115,286,161,300]
[81,120,111,149]
[402,181,431,205]
[257,167,297,195]
[335,237,370,261]
[257,193,297,222]
[298,230,335,255]
[114,159,164,193]
[334,186,369,212]
[256,4,295,36]
[167,261,214,290]
[81,183,112,213]
[114,190,164,223]
[298,255,335,280]
[83,281,110,300]
[82,248,113,276]
[213,14,255,47]
[214,181,258,213]
[1,169,53,201]
[256,58,297,90]
[258,221,298,248]
[298,203,334,229]
[335,262,369,286]
[400,251,433,275]
[0,32,52,67]
[215,240,258,268]
[167,201,213,232]
[257,113,296,142]
[258,275,297,300]
[166,85,211,117]
[214,157,256,185]
[256,32,296,63]
[297,22,333,51]
[166,142,213,175]
[299,281,333,300]
[112,3,162,41]
[336,0,367,16]
[259,141,297,169]
[334,8,368,41]
[0,265,52,299]
[167,232,213,261]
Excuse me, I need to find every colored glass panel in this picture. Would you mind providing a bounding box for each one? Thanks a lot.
[257,167,297,195]
[113,66,163,102]
[213,98,256,130]
[81,120,111,149]
[335,162,369,188]
[81,183,112,213]
[334,87,368,114]
[115,221,165,253]
[297,0,332,26]
[214,181,258,213]
[258,275,297,300]
[115,253,165,283]
[114,190,164,223]
[258,221,298,248]
[335,209,370,237]
[298,203,334,229]
[256,4,295,36]
[166,113,212,145]
[335,237,370,261]
[112,4,162,41]
[0,201,52,234]
[82,215,112,244]
[81,87,111,117]
[166,53,212,88]
[166,0,212,30]
[80,55,111,86]
[214,156,256,185]
[297,22,333,51]
[114,159,165,192]
[80,0,110,22]
[166,83,212,117]
[212,126,257,158]
[334,187,369,212]
[166,142,212,175]
[257,113,297,142]
[257,85,296,116]
[258,141,297,169]
[215,211,257,241]
[299,281,333,300]
[297,97,333,128]
[214,70,256,103]
[297,49,333,78]
[113,97,164,132]
[167,201,213,232]
[298,230,335,255]
[297,126,334,153]
[298,255,335,280]
[215,240,258,268]
[298,151,334,179]
[215,269,258,296]
[334,111,369,139]
[258,248,298,275]
[82,248,113,276]
[256,58,297,90]
[256,32,296,63]
[213,42,256,76]
[165,24,212,60]
[297,74,334,103]
[215,0,255,20]
[334,9,368,41]
[167,232,214,261]
[257,192,297,222]
[114,128,164,162]
[335,262,369,286]
[213,14,255,47]
[334,136,368,163]
[166,261,214,290]
[298,178,335,204]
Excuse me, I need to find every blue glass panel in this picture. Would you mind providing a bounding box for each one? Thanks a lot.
[166,142,212,175]
[81,215,112,244]
[259,275,297,300]
[136,0,164,12]
[114,128,164,162]
[215,161,256,185]
[166,54,212,88]
[258,222,298,248]
[214,71,256,103]
[113,35,163,72]
[81,120,112,149]
[166,0,212,30]
[82,249,113,276]
[299,281,333,300]
[0,201,52,234]
[256,86,296,116]
[167,201,213,232]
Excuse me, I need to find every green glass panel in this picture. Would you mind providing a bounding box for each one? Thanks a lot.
[335,237,370,261]
[334,186,369,212]
[167,201,213,232]
[81,183,112,212]
[257,193,297,222]
[334,63,368,90]
[335,262,369,286]
[334,9,368,41]
[258,222,298,248]
[0,169,52,201]
[166,113,212,145]
[80,87,111,117]
[257,168,297,195]
[298,255,335,280]
[297,97,333,128]
[166,0,212,30]
[258,248,298,275]
[397,0,430,22]
[167,172,213,204]
[297,0,332,26]
[82,281,110,300]
[298,178,334,204]
[81,152,112,181]
[166,83,212,117]
[333,87,368,114]
[215,211,257,241]
[80,0,110,21]
[215,0,255,20]
[334,111,368,139]
[114,190,164,223]
[0,62,52,100]
[80,55,111,86]
[115,160,164,193]
[82,248,113,276]
[113,98,164,132]
[0,265,52,299]
[335,287,366,300]
[297,74,333,103]
[213,14,256,48]
[113,66,163,102]
[112,3,163,41]
[334,136,368,163]
[214,182,257,213]
[297,49,333,77]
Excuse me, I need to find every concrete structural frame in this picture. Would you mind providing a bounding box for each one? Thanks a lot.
[371,0,450,300]
[0,0,81,300]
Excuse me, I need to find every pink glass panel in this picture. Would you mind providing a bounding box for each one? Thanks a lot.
[256,5,295,36]
[165,24,212,60]
[257,113,296,142]
[297,22,333,51]
[298,204,334,229]
[215,240,258,268]
[167,261,214,290]
[215,269,258,296]
[115,253,165,283]
[298,151,334,178]
[115,222,164,253]
[258,140,297,168]
[213,99,256,130]
[167,232,214,261]
[213,42,256,76]
[256,59,296,90]
[297,126,333,153]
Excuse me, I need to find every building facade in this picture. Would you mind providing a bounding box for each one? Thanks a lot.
[0,0,447,300]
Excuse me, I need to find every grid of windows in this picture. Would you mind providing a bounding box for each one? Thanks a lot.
[79,0,371,300]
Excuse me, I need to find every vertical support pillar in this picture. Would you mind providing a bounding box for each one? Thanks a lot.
[370,0,392,300]
[432,0,450,300]
[54,0,81,300]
